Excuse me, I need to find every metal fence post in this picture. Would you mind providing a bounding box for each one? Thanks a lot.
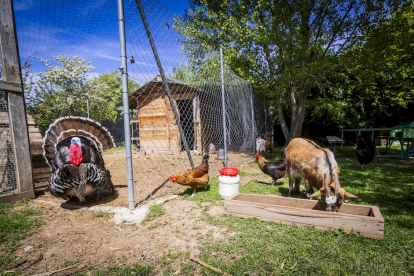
[117,0,135,210]
[250,87,255,153]
[264,98,267,135]
[135,0,194,168]
[220,48,228,167]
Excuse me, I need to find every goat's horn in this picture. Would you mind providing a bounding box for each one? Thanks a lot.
[324,173,329,195]
[334,174,339,197]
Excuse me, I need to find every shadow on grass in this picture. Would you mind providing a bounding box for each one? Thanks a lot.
[338,158,414,229]
[181,185,210,197]
[255,180,284,186]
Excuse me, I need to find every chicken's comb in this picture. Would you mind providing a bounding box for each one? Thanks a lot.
[254,153,259,158]
[169,175,175,182]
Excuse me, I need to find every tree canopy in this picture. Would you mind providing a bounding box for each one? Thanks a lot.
[175,0,404,142]
[25,55,139,134]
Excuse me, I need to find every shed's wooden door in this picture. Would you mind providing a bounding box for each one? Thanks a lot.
[138,96,170,155]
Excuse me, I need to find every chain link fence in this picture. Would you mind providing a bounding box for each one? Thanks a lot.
[0,91,18,195]
[15,0,273,204]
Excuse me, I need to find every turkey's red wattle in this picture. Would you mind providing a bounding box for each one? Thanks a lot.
[70,144,83,166]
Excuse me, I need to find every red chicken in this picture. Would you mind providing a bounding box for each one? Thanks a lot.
[170,154,209,196]
[255,152,286,185]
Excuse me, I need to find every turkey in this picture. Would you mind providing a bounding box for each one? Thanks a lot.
[43,117,116,203]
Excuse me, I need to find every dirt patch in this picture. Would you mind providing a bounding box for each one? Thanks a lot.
[35,150,254,207]
[22,150,254,274]
[15,198,230,275]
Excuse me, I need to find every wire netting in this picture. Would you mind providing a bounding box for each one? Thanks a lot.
[0,50,3,81]
[15,0,272,204]
[0,91,18,194]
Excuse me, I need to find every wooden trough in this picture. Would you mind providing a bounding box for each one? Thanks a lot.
[224,193,384,240]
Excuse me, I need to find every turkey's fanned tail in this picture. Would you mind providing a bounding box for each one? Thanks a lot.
[43,117,116,169]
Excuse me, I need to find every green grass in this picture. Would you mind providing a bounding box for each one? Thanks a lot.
[92,211,112,218]
[144,204,166,222]
[0,199,44,273]
[175,148,414,275]
[3,147,414,275]
[72,264,154,276]
[181,176,223,202]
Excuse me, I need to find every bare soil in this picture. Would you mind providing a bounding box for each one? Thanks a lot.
[18,151,253,275]
[16,198,232,275]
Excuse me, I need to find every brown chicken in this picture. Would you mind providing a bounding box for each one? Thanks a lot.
[170,154,209,196]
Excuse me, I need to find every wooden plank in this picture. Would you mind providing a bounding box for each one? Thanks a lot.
[0,80,22,93]
[140,126,167,131]
[33,167,51,173]
[135,112,167,118]
[164,95,171,152]
[224,193,384,239]
[232,193,374,217]
[326,136,344,144]
[0,190,35,203]
[0,0,34,198]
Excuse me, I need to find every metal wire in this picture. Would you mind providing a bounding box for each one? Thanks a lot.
[0,91,18,194]
[15,0,273,205]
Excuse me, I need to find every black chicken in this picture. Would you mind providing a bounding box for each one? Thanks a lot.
[255,152,286,185]
[43,117,116,203]
[356,133,376,169]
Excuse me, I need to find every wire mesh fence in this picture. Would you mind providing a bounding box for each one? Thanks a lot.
[15,0,273,205]
[0,91,18,195]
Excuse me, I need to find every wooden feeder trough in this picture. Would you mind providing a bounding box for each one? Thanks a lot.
[224,193,384,240]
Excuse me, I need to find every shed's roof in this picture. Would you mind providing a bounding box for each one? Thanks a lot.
[117,75,203,109]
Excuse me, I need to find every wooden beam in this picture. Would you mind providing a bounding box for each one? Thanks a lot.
[0,190,35,204]
[0,80,23,93]
[0,0,35,200]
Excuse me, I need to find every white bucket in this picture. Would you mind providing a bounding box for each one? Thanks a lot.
[218,168,240,199]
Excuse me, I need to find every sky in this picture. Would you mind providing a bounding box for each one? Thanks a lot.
[14,0,191,84]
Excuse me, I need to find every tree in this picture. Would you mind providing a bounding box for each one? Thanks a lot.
[25,55,139,134]
[341,2,414,127]
[175,0,400,142]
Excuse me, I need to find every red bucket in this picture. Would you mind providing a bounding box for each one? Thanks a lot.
[219,168,240,176]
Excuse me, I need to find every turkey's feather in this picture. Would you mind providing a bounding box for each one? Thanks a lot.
[43,116,115,169]
[44,117,115,203]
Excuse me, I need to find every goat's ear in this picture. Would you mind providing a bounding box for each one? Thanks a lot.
[310,190,322,197]
[344,191,358,198]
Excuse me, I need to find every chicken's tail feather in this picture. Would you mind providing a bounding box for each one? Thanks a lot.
[43,117,116,169]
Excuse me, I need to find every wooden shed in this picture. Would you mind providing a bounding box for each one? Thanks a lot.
[119,76,222,155]
[0,113,51,185]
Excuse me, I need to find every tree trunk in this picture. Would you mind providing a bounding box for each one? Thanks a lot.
[275,93,290,141]
[289,89,308,141]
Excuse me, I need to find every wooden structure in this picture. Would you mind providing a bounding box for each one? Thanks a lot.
[0,113,51,185]
[119,76,221,155]
[0,0,35,203]
[224,193,384,240]
[326,136,344,159]
[27,115,51,183]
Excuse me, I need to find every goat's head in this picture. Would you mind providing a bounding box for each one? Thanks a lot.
[310,173,358,212]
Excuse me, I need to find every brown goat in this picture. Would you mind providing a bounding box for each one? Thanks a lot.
[286,138,357,212]
[264,134,274,158]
